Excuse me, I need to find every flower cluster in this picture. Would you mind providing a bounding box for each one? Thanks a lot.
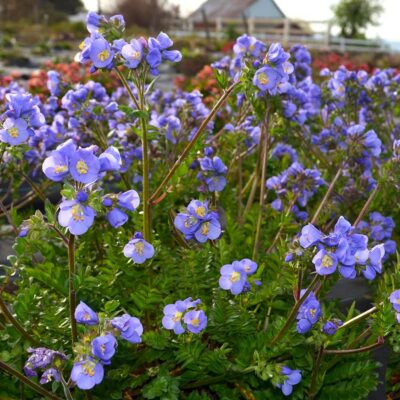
[219,258,258,295]
[195,147,228,192]
[71,301,143,390]
[266,162,325,220]
[174,200,221,243]
[253,43,293,94]
[299,216,386,280]
[162,297,207,334]
[24,347,67,384]
[103,189,140,228]
[296,290,322,334]
[0,91,45,145]
[77,12,181,75]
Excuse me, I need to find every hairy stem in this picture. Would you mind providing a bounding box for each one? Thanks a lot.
[150,81,239,203]
[353,184,379,228]
[68,234,78,349]
[323,337,384,355]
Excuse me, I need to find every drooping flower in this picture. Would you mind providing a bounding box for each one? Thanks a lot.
[42,150,69,182]
[24,348,67,379]
[123,232,154,264]
[277,366,302,396]
[91,334,117,363]
[323,320,343,335]
[75,301,99,325]
[121,39,143,69]
[111,314,143,343]
[296,290,322,334]
[70,357,104,390]
[389,290,400,312]
[39,368,61,384]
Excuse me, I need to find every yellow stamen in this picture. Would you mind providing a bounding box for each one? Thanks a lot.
[55,165,67,174]
[201,222,210,235]
[230,271,241,282]
[82,361,95,377]
[258,73,269,85]
[97,50,110,62]
[195,206,206,217]
[7,127,19,138]
[76,160,89,175]
[71,204,85,222]
[135,241,145,255]
[173,311,182,322]
[191,318,200,326]
[321,254,333,268]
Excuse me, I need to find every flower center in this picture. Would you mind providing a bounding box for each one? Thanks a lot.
[309,308,316,317]
[76,160,89,175]
[173,311,182,322]
[7,127,19,138]
[258,73,269,85]
[132,51,141,60]
[71,204,85,221]
[230,271,241,282]
[201,222,210,235]
[321,254,333,268]
[191,318,200,326]
[97,50,110,62]
[55,165,67,174]
[135,241,145,255]
[82,361,95,377]
[195,206,206,217]
[100,344,106,354]
[184,216,197,228]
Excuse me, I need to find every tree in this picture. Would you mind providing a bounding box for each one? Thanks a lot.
[112,0,180,32]
[333,0,383,39]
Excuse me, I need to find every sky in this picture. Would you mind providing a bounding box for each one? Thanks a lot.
[83,0,400,42]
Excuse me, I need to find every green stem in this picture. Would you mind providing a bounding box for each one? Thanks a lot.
[323,337,384,355]
[252,112,270,260]
[0,359,62,399]
[150,81,239,204]
[310,167,342,225]
[68,234,78,349]
[309,346,324,399]
[338,305,379,331]
[60,373,74,400]
[353,183,379,228]
[0,294,41,346]
[271,275,320,345]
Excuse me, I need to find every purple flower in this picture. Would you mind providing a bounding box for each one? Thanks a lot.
[390,290,400,312]
[183,310,207,334]
[58,198,96,235]
[123,232,154,264]
[277,366,302,396]
[312,249,338,276]
[24,348,66,378]
[162,297,200,334]
[194,218,221,243]
[118,190,140,211]
[253,66,281,92]
[70,357,104,390]
[69,148,100,184]
[99,147,122,172]
[323,320,342,335]
[39,368,61,384]
[42,150,69,182]
[237,258,258,275]
[91,334,117,363]
[121,39,143,69]
[296,291,321,334]
[111,314,143,343]
[362,244,385,280]
[89,36,114,69]
[219,262,247,295]
[187,200,209,220]
[299,224,323,248]
[0,118,31,145]
[47,70,61,97]
[106,208,128,228]
[75,301,99,325]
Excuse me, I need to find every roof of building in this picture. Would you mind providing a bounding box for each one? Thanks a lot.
[189,0,286,21]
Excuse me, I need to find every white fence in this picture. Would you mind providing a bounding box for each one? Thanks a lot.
[169,18,392,53]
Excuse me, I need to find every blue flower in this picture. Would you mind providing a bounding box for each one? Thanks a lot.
[39,368,61,384]
[184,310,207,334]
[219,262,247,295]
[70,357,104,390]
[89,36,114,69]
[91,334,117,363]
[390,290,400,312]
[106,208,128,228]
[277,366,302,396]
[42,150,69,182]
[253,66,281,93]
[75,301,99,325]
[121,39,143,69]
[0,118,31,145]
[162,298,201,334]
[99,147,122,172]
[296,291,321,334]
[123,232,154,264]
[69,148,100,184]
[299,224,323,248]
[58,198,96,236]
[111,314,143,343]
